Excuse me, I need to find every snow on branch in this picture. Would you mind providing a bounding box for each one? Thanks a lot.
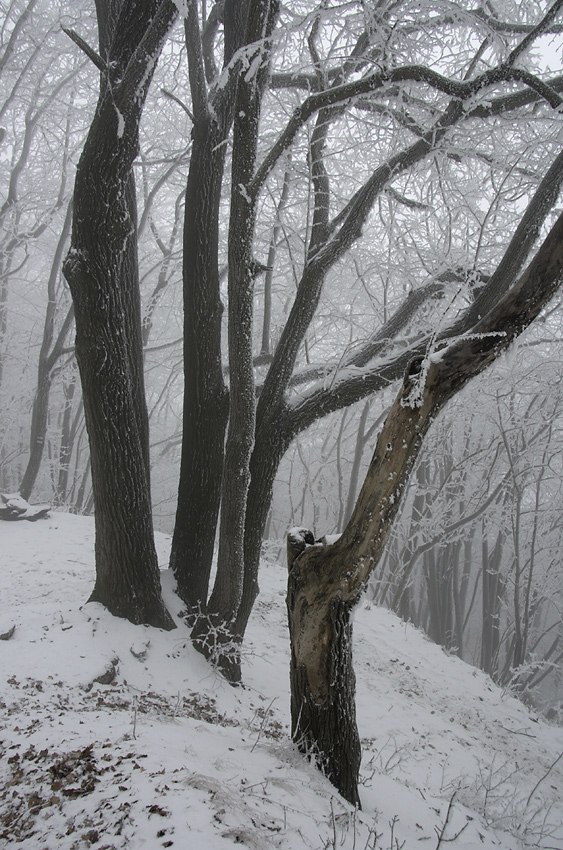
[252,55,563,201]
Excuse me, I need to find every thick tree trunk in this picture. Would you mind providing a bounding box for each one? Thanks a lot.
[285,363,435,804]
[169,121,229,612]
[287,530,361,807]
[63,0,177,629]
[65,231,173,627]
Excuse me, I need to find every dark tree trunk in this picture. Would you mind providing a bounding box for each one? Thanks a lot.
[481,530,505,676]
[190,0,280,681]
[63,0,177,629]
[202,409,294,684]
[169,120,229,612]
[55,369,77,504]
[170,0,251,616]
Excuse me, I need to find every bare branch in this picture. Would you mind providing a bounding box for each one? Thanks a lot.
[251,63,562,201]
[506,0,563,66]
[287,145,563,436]
[385,186,430,210]
[61,26,106,72]
[201,1,224,83]
[0,0,39,78]
[474,6,563,36]
[445,145,563,337]
[160,88,195,122]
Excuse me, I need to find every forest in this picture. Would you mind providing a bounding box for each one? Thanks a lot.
[1,0,563,805]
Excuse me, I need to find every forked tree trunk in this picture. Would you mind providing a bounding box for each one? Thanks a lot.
[286,205,563,805]
[286,361,437,807]
[63,0,177,629]
[191,0,279,682]
[170,0,250,617]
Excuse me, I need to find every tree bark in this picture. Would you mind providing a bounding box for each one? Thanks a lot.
[170,0,251,615]
[287,529,361,807]
[190,0,280,681]
[169,117,230,612]
[287,204,563,802]
[63,0,177,629]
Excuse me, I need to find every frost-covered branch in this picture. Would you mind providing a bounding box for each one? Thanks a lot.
[287,144,563,436]
[251,61,562,201]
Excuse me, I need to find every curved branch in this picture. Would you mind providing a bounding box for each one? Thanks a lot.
[287,145,563,437]
[473,5,563,36]
[251,61,562,201]
[272,275,447,394]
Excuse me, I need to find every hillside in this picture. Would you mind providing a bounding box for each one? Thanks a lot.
[1,513,562,849]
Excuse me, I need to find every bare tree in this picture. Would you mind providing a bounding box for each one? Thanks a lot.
[0,2,87,489]
[5,1,563,693]
[287,201,563,805]
[62,0,178,628]
[169,0,563,683]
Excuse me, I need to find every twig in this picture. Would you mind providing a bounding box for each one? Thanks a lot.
[389,814,405,849]
[61,26,106,72]
[435,791,457,848]
[161,87,195,122]
[250,696,277,752]
[526,750,563,808]
[132,696,138,739]
[497,723,536,738]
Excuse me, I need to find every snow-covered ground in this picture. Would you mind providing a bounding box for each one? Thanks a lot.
[1,513,562,849]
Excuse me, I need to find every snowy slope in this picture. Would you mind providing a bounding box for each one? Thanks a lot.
[1,513,562,849]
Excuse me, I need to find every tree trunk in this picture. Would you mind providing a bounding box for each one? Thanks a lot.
[55,369,77,505]
[169,118,229,613]
[190,0,280,681]
[287,530,361,807]
[170,0,252,615]
[20,204,73,501]
[286,361,436,804]
[63,0,177,629]
[286,203,563,801]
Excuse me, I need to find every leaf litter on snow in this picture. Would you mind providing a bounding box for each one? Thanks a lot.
[1,513,563,849]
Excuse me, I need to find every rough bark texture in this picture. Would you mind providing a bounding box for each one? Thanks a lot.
[287,205,563,803]
[170,0,250,616]
[287,530,361,807]
[63,0,177,629]
[169,117,229,612]
[190,0,280,682]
